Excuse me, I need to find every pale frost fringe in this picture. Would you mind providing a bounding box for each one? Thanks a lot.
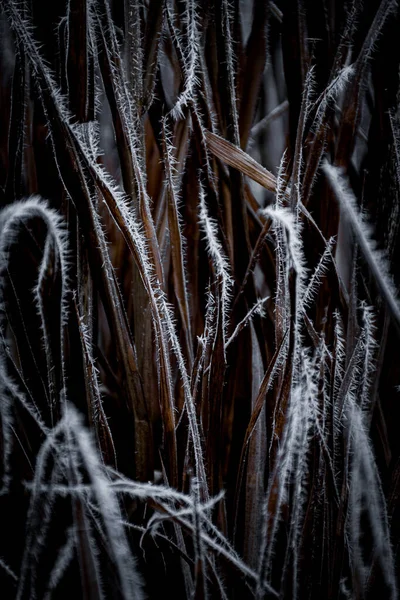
[358,302,378,413]
[43,65,159,478]
[332,311,346,402]
[276,149,290,206]
[192,285,217,381]
[332,302,379,493]
[123,518,194,597]
[59,430,107,600]
[75,306,117,467]
[273,152,291,350]
[73,121,103,163]
[161,116,193,358]
[286,350,329,596]
[0,197,70,326]
[315,339,338,473]
[64,0,96,116]
[222,0,240,144]
[0,365,49,494]
[29,199,69,412]
[161,115,188,209]
[355,0,398,69]
[70,118,181,441]
[19,407,144,599]
[166,0,201,121]
[261,207,307,283]
[79,171,149,417]
[291,66,317,212]
[43,527,75,599]
[323,162,400,328]
[2,0,110,259]
[1,2,73,137]
[67,96,181,450]
[75,459,114,599]
[225,297,269,349]
[93,0,148,177]
[35,466,214,510]
[389,108,400,187]
[88,7,105,122]
[39,460,264,594]
[159,296,208,498]
[148,510,266,591]
[203,284,218,345]
[256,349,327,599]
[235,145,289,296]
[302,236,336,310]
[146,492,225,529]
[164,5,219,193]
[24,427,262,596]
[17,418,69,599]
[332,310,346,474]
[198,184,234,347]
[286,351,331,598]
[338,327,369,424]
[0,198,69,488]
[256,352,321,598]
[330,0,358,76]
[388,110,400,253]
[0,312,50,436]
[2,2,258,593]
[262,377,306,577]
[266,330,293,456]
[0,556,18,583]
[66,406,145,600]
[195,101,220,195]
[143,494,277,595]
[262,182,312,454]
[104,472,224,558]
[347,402,397,599]
[124,0,144,111]
[311,65,355,134]
[260,205,308,381]
[274,215,290,335]
[95,479,220,568]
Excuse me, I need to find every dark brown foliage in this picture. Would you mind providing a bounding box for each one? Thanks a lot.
[0,1,399,598]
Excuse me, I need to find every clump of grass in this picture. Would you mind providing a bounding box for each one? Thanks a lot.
[0,0,399,598]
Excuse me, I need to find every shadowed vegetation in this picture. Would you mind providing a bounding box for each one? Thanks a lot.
[0,0,399,598]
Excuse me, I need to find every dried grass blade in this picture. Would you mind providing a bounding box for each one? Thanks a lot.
[324,162,400,330]
[233,329,289,536]
[205,130,279,193]
[162,117,193,364]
